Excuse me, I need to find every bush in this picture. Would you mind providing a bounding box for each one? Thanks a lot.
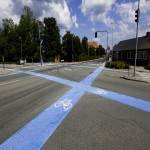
[105,61,130,69]
[144,64,150,70]
[78,54,100,61]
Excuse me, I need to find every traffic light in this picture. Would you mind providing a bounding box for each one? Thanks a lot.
[95,32,97,38]
[135,9,139,23]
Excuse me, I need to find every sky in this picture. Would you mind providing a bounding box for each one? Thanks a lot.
[0,0,150,50]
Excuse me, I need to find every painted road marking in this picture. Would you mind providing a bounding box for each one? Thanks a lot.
[93,89,108,95]
[14,68,150,113]
[54,98,72,111]
[0,80,20,86]
[0,88,85,150]
[1,65,150,150]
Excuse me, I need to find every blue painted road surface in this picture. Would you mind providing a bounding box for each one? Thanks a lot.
[1,65,150,150]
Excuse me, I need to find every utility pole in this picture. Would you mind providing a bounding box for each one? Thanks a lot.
[134,0,140,77]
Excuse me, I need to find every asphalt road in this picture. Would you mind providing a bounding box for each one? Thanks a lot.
[0,59,150,150]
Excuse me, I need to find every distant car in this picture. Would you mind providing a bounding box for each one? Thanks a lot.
[16,59,24,65]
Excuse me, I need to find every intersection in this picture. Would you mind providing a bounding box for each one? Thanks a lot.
[0,60,150,150]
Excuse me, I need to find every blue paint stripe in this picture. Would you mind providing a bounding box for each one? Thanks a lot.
[0,88,85,150]
[86,86,150,113]
[80,66,104,85]
[14,68,150,113]
[2,65,150,150]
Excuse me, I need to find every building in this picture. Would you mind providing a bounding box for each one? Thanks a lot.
[112,32,150,66]
[88,42,98,50]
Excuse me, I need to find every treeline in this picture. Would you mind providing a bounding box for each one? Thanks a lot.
[0,6,105,62]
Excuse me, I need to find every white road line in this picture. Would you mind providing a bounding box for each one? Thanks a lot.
[0,80,20,86]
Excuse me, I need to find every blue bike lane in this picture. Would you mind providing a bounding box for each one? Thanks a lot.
[1,65,150,150]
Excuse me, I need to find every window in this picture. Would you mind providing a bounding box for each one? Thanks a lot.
[114,52,118,58]
[121,52,124,59]
[127,52,133,59]
[137,51,148,59]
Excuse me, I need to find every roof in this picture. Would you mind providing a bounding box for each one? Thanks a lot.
[88,42,98,48]
[113,34,150,51]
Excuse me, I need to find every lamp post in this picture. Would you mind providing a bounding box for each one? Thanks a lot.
[20,37,22,60]
[37,19,42,66]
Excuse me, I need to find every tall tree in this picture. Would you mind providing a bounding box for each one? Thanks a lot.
[62,31,74,62]
[82,36,88,55]
[96,45,105,56]
[42,17,61,61]
[73,36,81,61]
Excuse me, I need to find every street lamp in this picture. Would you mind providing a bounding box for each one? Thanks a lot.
[37,19,42,66]
[19,37,22,60]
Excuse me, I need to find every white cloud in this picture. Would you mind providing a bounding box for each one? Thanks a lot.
[114,0,150,38]
[71,14,79,28]
[80,23,86,26]
[79,0,116,26]
[91,27,96,32]
[42,1,72,29]
[93,38,100,42]
[0,0,75,32]
[0,0,20,27]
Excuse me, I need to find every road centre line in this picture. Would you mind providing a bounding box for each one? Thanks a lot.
[0,80,20,86]
[1,66,150,149]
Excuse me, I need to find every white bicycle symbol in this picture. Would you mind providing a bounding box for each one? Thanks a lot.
[93,89,108,95]
[54,98,72,111]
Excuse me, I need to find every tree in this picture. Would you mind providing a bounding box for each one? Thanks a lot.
[73,36,81,61]
[81,36,88,55]
[96,45,105,57]
[89,47,95,56]
[62,31,74,62]
[2,18,15,36]
[42,17,61,61]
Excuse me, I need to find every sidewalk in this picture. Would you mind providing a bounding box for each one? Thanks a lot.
[0,68,13,75]
[123,66,150,84]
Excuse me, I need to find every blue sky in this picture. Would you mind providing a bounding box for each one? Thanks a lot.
[0,0,150,49]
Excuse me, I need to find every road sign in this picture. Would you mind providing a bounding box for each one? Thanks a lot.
[107,46,110,49]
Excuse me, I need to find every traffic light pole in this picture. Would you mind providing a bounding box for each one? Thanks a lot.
[134,0,140,77]
[95,30,108,48]
[95,30,108,59]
